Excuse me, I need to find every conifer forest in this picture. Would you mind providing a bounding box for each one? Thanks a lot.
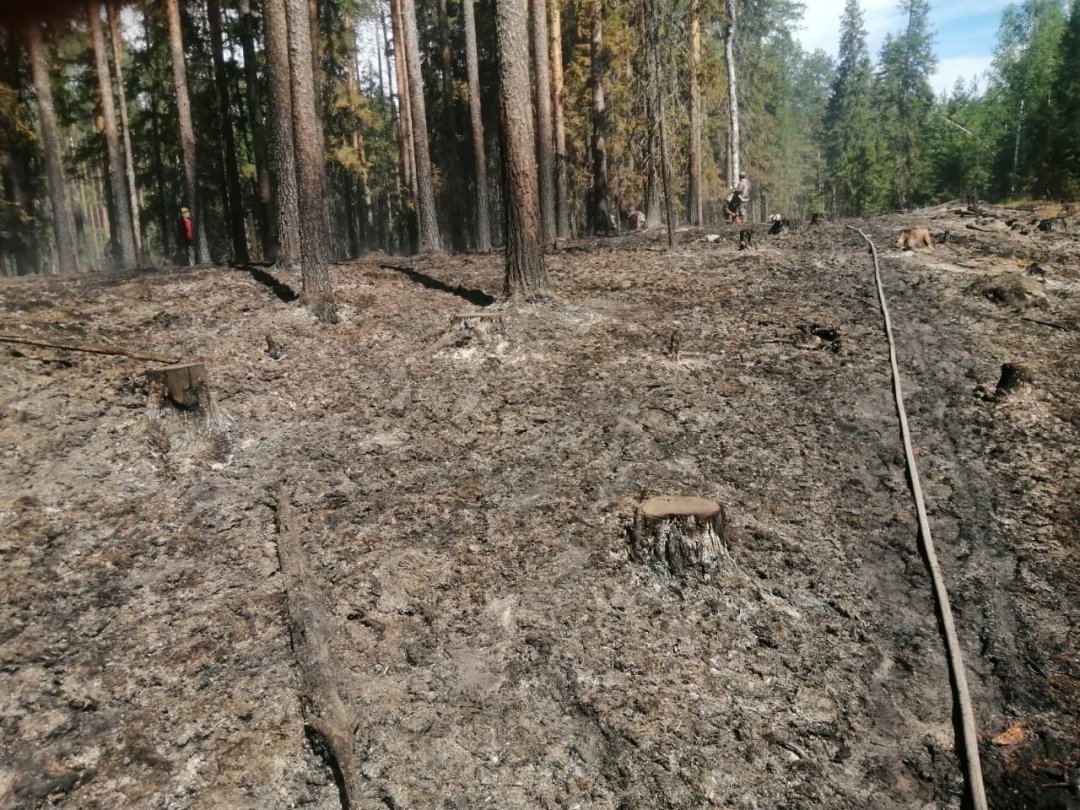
[0,1,1078,809]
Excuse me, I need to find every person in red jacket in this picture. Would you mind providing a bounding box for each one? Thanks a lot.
[179,207,195,266]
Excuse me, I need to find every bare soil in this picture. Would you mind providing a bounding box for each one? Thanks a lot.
[1,205,1078,809]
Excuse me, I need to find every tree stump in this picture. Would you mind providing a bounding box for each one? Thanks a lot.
[146,363,210,410]
[739,228,754,250]
[996,363,1034,397]
[630,496,728,580]
[810,212,826,225]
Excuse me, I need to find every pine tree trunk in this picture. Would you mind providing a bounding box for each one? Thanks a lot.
[389,0,416,205]
[437,0,465,250]
[495,0,545,297]
[688,0,703,226]
[462,0,492,253]
[239,0,274,260]
[107,3,141,263]
[723,0,740,185]
[88,2,136,269]
[644,5,663,233]
[26,23,80,274]
[400,0,442,253]
[589,0,611,235]
[284,0,337,322]
[265,0,302,265]
[208,0,250,264]
[164,0,209,263]
[548,0,570,241]
[530,0,557,249]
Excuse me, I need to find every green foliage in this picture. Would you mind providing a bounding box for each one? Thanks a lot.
[1049,0,1080,196]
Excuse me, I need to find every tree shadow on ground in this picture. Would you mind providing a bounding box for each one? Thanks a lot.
[237,265,299,303]
[380,263,495,307]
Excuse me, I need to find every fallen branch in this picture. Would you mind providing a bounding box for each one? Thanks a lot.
[1020,316,1070,331]
[0,333,179,364]
[273,489,362,809]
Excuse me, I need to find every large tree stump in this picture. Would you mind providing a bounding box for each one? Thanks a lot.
[631,496,728,580]
[146,363,210,410]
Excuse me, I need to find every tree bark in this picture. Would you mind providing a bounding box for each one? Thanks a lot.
[239,0,274,259]
[462,0,492,253]
[548,0,570,241]
[495,0,545,297]
[400,0,442,253]
[164,0,210,263]
[530,0,557,249]
[207,0,250,264]
[723,0,740,185]
[88,2,136,269]
[688,0,703,225]
[389,0,416,204]
[437,0,465,250]
[589,0,611,235]
[26,23,80,274]
[265,0,301,265]
[107,3,141,263]
[284,0,337,322]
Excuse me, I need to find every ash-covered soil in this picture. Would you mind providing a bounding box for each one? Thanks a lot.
[1,205,1077,809]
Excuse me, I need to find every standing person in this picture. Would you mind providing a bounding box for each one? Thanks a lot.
[733,171,750,224]
[179,206,195,265]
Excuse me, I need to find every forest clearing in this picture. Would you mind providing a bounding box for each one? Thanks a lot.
[1,204,1078,808]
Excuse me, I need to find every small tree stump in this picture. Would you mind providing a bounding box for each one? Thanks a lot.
[739,228,755,250]
[631,496,728,580]
[996,363,1034,397]
[146,363,210,410]
[810,212,826,225]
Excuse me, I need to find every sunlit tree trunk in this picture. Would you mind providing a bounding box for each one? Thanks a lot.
[589,0,611,234]
[239,0,274,258]
[164,0,209,263]
[26,23,79,274]
[437,0,465,250]
[548,0,570,240]
[284,0,337,321]
[688,0,703,225]
[495,0,546,295]
[265,0,301,264]
[724,0,741,184]
[530,0,557,249]
[462,0,492,252]
[88,2,136,268]
[107,3,141,262]
[208,0,250,264]
[400,0,442,252]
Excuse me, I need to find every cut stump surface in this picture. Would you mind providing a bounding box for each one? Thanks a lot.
[632,496,728,581]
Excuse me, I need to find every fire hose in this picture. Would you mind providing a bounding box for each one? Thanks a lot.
[846,225,989,810]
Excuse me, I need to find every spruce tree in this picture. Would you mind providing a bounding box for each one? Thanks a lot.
[876,0,936,209]
[1050,0,1080,196]
[824,0,878,216]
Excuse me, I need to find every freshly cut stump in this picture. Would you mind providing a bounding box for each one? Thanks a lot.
[631,496,728,580]
[146,363,210,410]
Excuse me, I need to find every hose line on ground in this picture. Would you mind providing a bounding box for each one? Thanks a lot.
[846,225,989,810]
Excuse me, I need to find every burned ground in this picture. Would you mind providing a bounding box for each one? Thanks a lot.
[1,205,1077,808]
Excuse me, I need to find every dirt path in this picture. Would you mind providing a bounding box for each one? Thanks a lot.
[1,209,1076,808]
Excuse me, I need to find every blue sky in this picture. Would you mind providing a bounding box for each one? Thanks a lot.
[795,0,1014,94]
